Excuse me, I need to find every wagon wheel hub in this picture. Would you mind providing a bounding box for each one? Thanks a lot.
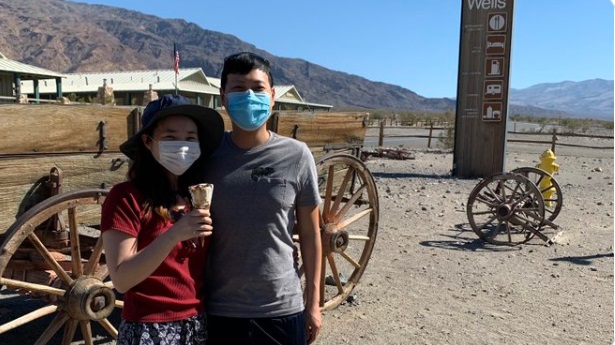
[496,204,513,219]
[321,224,349,254]
[65,276,115,321]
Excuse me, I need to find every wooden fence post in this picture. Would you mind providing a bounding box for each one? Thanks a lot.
[378,121,384,147]
[551,128,557,153]
[427,122,434,148]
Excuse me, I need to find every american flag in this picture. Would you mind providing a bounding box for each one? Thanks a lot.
[173,43,180,75]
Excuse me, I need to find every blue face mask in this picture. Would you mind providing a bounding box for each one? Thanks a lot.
[226,90,271,131]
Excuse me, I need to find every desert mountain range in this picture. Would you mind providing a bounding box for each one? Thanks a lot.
[0,0,612,119]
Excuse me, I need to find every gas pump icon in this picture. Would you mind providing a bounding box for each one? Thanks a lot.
[485,58,504,77]
[489,60,500,76]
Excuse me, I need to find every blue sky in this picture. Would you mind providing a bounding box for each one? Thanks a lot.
[73,0,613,98]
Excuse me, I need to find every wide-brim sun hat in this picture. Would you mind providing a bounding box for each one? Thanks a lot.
[120,94,224,160]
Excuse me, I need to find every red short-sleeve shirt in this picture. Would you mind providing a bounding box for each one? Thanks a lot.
[101,181,209,322]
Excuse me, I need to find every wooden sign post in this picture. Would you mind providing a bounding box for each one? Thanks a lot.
[453,0,515,178]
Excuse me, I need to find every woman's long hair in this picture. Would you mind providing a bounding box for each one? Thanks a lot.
[127,123,208,221]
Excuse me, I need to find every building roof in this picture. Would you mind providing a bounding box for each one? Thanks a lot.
[20,68,219,94]
[0,52,65,79]
[17,65,332,109]
[206,76,221,88]
[205,79,315,104]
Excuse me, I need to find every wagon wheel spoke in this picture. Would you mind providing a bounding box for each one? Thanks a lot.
[539,184,555,194]
[34,311,70,345]
[0,277,66,296]
[84,237,104,276]
[336,208,372,230]
[319,256,326,308]
[61,319,79,345]
[517,205,541,213]
[0,304,58,334]
[79,321,94,345]
[505,221,513,243]
[98,317,119,339]
[326,254,345,294]
[333,185,368,223]
[27,232,73,285]
[472,210,497,216]
[510,190,535,208]
[510,215,540,233]
[348,234,370,241]
[339,250,361,269]
[504,180,522,203]
[476,214,499,230]
[322,165,335,220]
[483,184,502,203]
[533,174,546,186]
[329,167,355,221]
[68,207,83,278]
[475,194,499,208]
[498,180,506,200]
[513,211,542,226]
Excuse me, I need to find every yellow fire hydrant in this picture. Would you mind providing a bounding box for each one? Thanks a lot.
[536,149,559,206]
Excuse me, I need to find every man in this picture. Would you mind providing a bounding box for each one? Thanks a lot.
[204,52,322,345]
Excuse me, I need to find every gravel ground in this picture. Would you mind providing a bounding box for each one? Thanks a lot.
[315,140,614,345]
[0,138,613,345]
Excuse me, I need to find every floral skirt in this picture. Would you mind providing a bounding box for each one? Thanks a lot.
[116,313,207,345]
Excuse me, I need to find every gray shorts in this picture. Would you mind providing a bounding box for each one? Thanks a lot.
[117,313,207,345]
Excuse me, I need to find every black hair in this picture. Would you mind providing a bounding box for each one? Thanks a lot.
[221,52,274,90]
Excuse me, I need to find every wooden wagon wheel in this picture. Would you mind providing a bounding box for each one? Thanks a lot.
[466,173,545,245]
[0,189,121,344]
[295,153,379,311]
[511,167,563,222]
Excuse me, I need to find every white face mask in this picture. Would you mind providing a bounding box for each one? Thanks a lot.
[154,140,201,176]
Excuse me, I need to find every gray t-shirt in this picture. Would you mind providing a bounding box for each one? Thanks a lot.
[203,131,321,318]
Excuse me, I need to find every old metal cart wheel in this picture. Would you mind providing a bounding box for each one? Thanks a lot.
[0,189,121,344]
[295,152,379,311]
[466,173,545,245]
[511,167,563,222]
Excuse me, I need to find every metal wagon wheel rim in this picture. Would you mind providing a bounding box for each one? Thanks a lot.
[511,167,563,222]
[0,189,121,345]
[466,173,545,245]
[295,153,379,311]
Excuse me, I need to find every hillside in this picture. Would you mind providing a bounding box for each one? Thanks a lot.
[0,0,611,119]
[510,79,614,119]
[0,0,454,112]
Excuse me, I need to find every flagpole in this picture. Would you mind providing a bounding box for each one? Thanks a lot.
[174,43,179,95]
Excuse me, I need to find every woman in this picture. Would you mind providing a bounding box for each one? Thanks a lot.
[101,94,224,344]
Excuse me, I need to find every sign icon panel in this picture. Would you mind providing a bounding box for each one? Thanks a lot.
[482,102,503,122]
[485,58,504,77]
[488,13,507,32]
[484,81,503,100]
[486,35,506,55]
